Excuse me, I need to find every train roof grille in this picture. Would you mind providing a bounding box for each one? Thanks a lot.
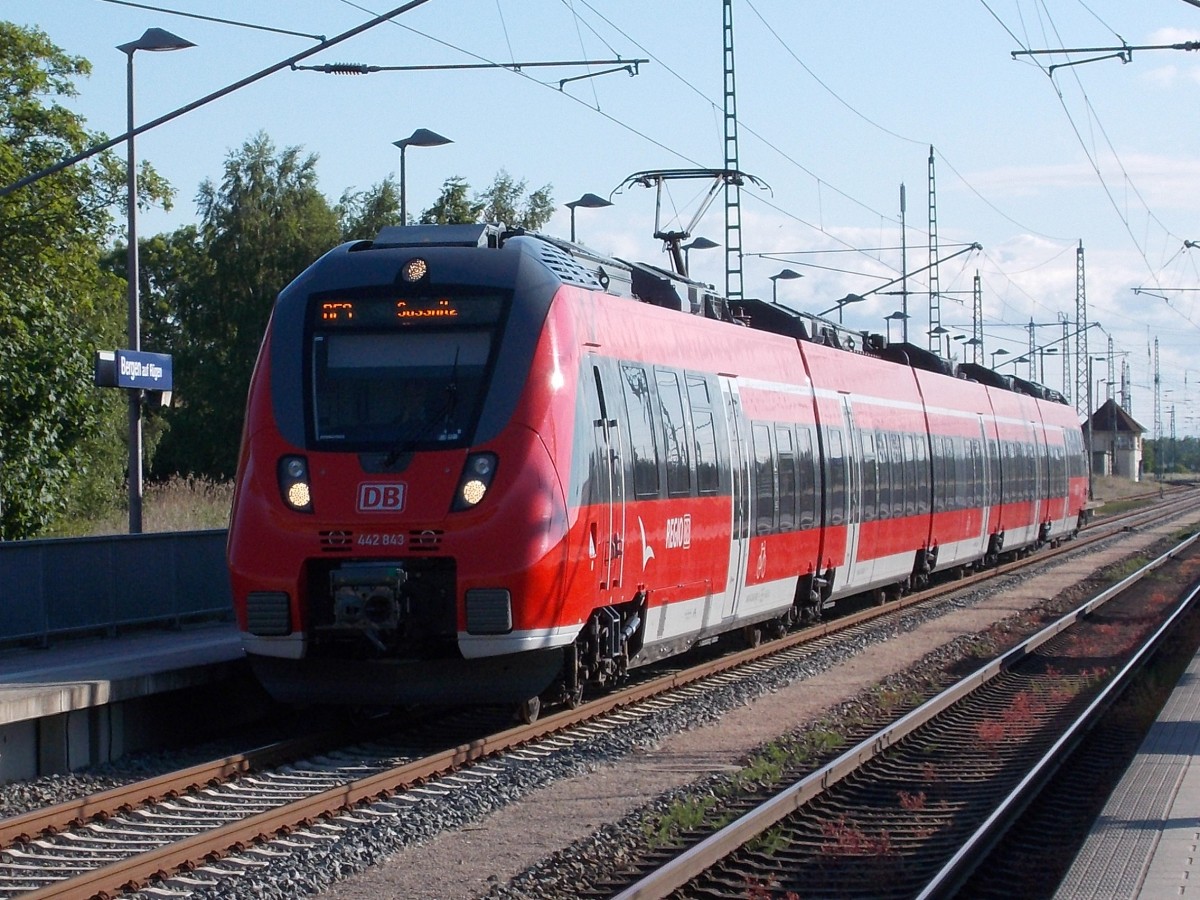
[527,237,609,290]
[368,223,502,248]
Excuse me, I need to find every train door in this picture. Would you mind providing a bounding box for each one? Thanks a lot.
[838,395,867,590]
[1032,421,1047,532]
[719,376,750,620]
[976,415,992,549]
[589,362,626,596]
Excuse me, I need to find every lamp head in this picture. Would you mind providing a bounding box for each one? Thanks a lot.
[118,28,194,55]
[770,268,804,282]
[393,128,453,150]
[566,192,613,211]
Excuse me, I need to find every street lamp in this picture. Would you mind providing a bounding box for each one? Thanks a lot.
[565,192,612,242]
[117,27,194,534]
[885,310,909,343]
[393,128,452,226]
[963,336,983,365]
[769,268,804,305]
[818,292,865,323]
[990,347,1010,369]
[1038,346,1058,384]
[681,236,719,276]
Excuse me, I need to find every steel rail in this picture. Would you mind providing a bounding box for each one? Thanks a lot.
[917,539,1200,898]
[612,528,1200,900]
[6,491,1197,897]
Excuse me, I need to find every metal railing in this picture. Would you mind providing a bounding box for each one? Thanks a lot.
[0,530,232,647]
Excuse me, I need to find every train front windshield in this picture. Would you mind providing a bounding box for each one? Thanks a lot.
[309,292,505,450]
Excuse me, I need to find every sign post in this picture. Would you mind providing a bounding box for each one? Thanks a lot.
[93,349,174,532]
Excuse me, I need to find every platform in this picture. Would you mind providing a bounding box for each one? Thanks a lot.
[1054,645,1200,898]
[0,623,253,782]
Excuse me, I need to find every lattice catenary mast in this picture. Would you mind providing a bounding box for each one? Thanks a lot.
[927,147,941,353]
[1074,242,1089,417]
[722,0,744,301]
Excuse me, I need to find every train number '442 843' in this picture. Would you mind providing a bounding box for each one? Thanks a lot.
[356,532,406,547]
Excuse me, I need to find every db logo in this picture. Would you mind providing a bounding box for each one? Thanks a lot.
[357,482,406,512]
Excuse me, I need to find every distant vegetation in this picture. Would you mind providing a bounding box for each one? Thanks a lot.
[0,21,553,540]
[1143,437,1200,477]
[43,477,233,537]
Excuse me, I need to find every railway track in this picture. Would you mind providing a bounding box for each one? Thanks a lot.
[606,529,1200,899]
[0,491,1196,899]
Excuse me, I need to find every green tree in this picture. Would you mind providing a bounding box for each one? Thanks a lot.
[476,169,554,230]
[337,176,402,240]
[104,225,209,469]
[420,175,484,225]
[0,22,169,538]
[153,133,341,479]
[418,171,554,230]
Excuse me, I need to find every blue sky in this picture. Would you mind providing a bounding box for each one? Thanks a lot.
[8,1,1200,439]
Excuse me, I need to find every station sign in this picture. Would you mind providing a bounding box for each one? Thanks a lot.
[94,349,174,391]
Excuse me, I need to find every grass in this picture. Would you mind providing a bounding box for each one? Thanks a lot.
[49,477,233,537]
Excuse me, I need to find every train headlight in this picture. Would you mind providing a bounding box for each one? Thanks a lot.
[402,258,428,282]
[452,452,498,511]
[278,455,314,513]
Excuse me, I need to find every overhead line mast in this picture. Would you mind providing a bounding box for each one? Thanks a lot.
[928,147,941,353]
[1075,242,1089,418]
[722,0,744,300]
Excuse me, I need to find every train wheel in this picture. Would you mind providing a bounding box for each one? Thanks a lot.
[743,625,763,648]
[566,682,585,709]
[517,696,541,724]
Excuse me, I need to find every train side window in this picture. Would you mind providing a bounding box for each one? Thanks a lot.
[883,432,892,520]
[859,430,877,522]
[799,426,817,529]
[1029,442,1037,499]
[828,428,846,527]
[621,363,660,499]
[903,434,917,517]
[693,410,719,495]
[752,423,776,535]
[965,439,975,508]
[888,432,903,519]
[1018,442,1025,500]
[952,437,965,509]
[932,436,947,513]
[915,434,929,515]
[656,369,691,498]
[1007,441,1016,501]
[687,374,720,495]
[1022,442,1032,500]
[776,425,797,531]
[989,438,1002,506]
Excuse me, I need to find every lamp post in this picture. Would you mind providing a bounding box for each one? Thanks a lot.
[1039,346,1058,385]
[565,192,612,242]
[990,347,1010,369]
[769,268,804,305]
[681,236,719,276]
[964,336,983,365]
[818,291,865,323]
[393,128,452,226]
[885,310,908,343]
[117,27,194,534]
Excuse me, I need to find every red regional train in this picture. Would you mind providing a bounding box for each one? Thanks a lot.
[227,222,1089,717]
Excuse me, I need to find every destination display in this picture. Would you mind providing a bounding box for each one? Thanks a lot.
[314,294,504,328]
